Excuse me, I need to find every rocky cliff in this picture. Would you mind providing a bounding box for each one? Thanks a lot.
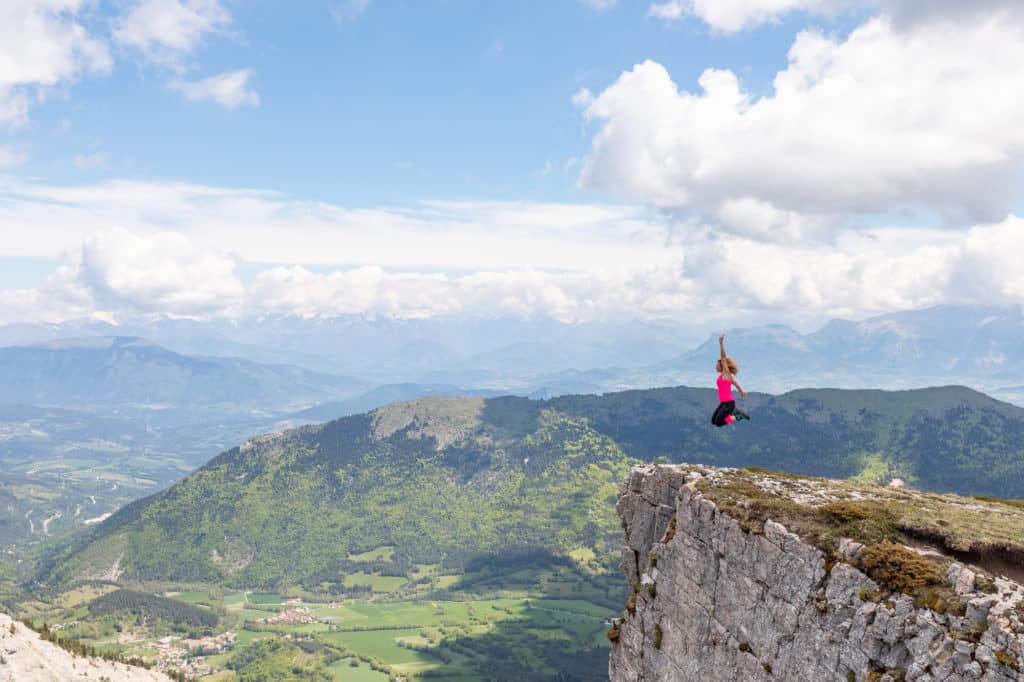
[609,464,1024,681]
[0,612,172,682]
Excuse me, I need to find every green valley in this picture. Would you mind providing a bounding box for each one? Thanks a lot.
[11,384,1024,680]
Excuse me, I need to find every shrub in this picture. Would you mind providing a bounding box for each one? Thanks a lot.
[859,542,940,593]
[647,583,657,599]
[976,575,998,594]
[607,627,620,643]
[913,586,966,616]
[859,588,881,602]
[652,624,662,649]
[820,501,877,522]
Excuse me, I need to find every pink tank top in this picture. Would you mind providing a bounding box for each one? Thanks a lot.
[716,375,734,402]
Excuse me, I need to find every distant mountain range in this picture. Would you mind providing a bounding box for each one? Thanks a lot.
[0,336,366,414]
[40,384,1024,588]
[544,305,1024,404]
[3,305,1023,403]
[0,315,696,386]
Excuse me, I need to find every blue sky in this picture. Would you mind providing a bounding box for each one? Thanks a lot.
[13,1,824,205]
[1,1,1023,326]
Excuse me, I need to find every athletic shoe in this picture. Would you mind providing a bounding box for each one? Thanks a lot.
[734,408,751,421]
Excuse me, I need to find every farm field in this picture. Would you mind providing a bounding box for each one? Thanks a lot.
[15,579,617,681]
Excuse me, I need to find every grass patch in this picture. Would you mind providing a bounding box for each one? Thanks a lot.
[342,573,408,593]
[248,592,284,605]
[327,657,391,682]
[568,547,596,563]
[698,467,1024,573]
[168,590,210,604]
[347,546,396,563]
[850,452,890,485]
[323,628,441,665]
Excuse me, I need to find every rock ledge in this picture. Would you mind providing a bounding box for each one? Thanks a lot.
[609,464,1024,682]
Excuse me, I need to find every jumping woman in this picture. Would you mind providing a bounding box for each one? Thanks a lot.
[711,334,750,427]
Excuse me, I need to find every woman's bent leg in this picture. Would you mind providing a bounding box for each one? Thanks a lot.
[711,401,735,427]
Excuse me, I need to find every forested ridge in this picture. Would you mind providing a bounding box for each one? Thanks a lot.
[39,385,1024,588]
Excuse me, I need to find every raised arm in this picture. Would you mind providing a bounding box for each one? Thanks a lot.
[718,335,732,381]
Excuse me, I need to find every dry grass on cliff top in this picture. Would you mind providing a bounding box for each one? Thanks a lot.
[695,466,1024,570]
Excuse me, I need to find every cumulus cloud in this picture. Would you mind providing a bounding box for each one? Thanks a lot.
[6,215,1023,325]
[249,264,700,322]
[579,14,1024,239]
[0,0,112,125]
[75,229,245,316]
[170,69,259,109]
[113,0,232,68]
[1,177,1022,325]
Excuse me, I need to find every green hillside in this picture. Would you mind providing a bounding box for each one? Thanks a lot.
[550,384,1024,496]
[41,396,632,587]
[39,385,1024,589]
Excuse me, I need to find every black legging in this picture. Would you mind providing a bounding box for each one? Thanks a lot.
[711,400,736,427]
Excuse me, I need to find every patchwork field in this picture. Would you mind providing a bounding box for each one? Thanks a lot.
[15,571,617,681]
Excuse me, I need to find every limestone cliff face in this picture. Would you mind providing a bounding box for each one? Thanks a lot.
[609,464,1024,682]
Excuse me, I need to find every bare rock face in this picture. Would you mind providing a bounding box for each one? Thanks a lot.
[609,464,1024,682]
[0,612,173,682]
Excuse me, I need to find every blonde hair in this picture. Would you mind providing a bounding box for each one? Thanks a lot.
[717,357,738,374]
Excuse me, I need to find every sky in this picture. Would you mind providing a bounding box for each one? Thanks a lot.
[1,0,1024,328]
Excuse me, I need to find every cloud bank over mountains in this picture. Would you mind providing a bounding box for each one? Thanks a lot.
[0,1,1022,327]
[0,178,1022,325]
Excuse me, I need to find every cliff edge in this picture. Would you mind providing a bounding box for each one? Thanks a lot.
[609,464,1024,681]
[0,612,173,682]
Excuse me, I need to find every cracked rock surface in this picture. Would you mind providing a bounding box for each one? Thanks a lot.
[609,464,1024,682]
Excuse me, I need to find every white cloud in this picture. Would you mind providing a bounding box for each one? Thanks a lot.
[578,14,1024,237]
[113,0,232,68]
[0,0,111,125]
[686,216,1024,318]
[71,151,108,169]
[0,146,28,167]
[170,69,259,109]
[571,87,593,108]
[2,177,1023,324]
[648,1,686,23]
[0,178,668,270]
[75,229,245,316]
